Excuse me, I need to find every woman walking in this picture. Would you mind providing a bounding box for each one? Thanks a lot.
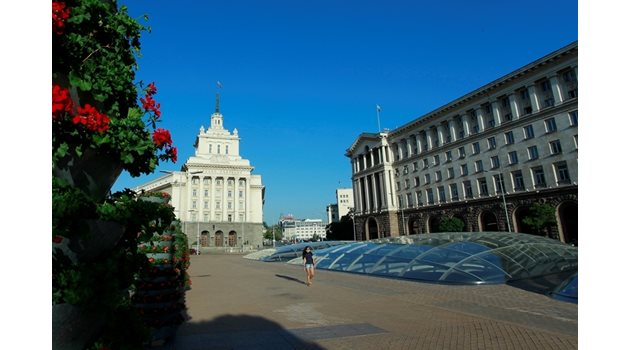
[302,246,316,286]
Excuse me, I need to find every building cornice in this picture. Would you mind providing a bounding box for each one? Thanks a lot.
[388,41,577,138]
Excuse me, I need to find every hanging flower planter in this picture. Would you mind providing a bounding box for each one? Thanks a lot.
[53,220,125,264]
[53,148,123,202]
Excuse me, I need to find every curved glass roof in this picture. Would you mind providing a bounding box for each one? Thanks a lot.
[245,241,353,262]
[286,232,578,301]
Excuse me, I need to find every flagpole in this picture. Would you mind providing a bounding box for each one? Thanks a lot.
[376,105,381,132]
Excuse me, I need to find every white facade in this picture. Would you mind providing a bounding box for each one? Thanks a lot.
[281,218,327,241]
[345,41,578,242]
[326,188,355,224]
[336,188,354,219]
[134,94,265,248]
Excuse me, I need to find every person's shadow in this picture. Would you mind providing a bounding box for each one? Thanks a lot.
[151,314,325,349]
[275,274,306,285]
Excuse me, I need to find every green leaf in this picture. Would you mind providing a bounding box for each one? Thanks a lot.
[69,71,92,92]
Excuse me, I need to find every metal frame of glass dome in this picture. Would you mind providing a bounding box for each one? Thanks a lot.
[286,232,578,302]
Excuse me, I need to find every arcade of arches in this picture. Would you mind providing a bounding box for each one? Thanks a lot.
[357,197,578,246]
[199,230,241,247]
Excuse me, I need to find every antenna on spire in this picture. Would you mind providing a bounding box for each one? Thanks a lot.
[215,81,223,113]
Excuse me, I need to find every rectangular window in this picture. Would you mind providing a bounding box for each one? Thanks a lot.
[472,142,480,155]
[505,131,515,145]
[406,193,413,208]
[512,170,525,191]
[203,178,210,185]
[445,151,452,162]
[523,125,535,139]
[463,181,473,199]
[447,167,455,179]
[435,171,442,182]
[508,151,519,165]
[405,179,410,189]
[458,146,466,159]
[487,137,496,150]
[423,158,429,169]
[192,200,197,209]
[433,155,440,166]
[528,146,539,160]
[426,189,434,205]
[569,111,578,126]
[424,174,431,185]
[204,201,208,209]
[204,189,209,197]
[228,202,232,209]
[438,186,446,203]
[475,160,484,173]
[555,161,571,184]
[478,178,489,196]
[550,140,563,154]
[193,178,199,185]
[239,190,244,198]
[544,97,555,108]
[450,184,459,201]
[460,164,468,176]
[532,166,547,188]
[228,190,232,198]
[545,118,557,133]
[493,174,506,194]
[490,155,500,169]
[215,201,221,209]
[395,181,400,191]
[414,176,420,187]
[192,189,197,197]
[416,191,423,206]
[413,161,418,171]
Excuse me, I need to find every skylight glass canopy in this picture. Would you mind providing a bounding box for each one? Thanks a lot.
[257,241,352,262]
[288,232,577,298]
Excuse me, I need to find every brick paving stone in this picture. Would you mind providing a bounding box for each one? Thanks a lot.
[149,254,577,350]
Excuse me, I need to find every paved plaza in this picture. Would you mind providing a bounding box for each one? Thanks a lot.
[153,254,577,349]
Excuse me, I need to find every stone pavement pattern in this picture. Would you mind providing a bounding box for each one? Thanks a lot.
[152,254,577,349]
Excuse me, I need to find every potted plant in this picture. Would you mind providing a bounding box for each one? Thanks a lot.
[52,0,177,201]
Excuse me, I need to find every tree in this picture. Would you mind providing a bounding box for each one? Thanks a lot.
[438,217,465,232]
[522,203,557,237]
[263,224,282,241]
[326,215,355,240]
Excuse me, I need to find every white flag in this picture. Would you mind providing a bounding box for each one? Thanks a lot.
[217,81,223,89]
[376,104,381,113]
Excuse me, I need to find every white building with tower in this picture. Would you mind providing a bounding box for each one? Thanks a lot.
[134,93,265,250]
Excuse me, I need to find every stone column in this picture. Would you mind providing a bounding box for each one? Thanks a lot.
[508,93,520,120]
[527,84,540,113]
[425,129,433,150]
[491,101,502,125]
[549,74,564,105]
[474,107,485,133]
[437,125,446,146]
[461,113,471,138]
[449,119,458,142]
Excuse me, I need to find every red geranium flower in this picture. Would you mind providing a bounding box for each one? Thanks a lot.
[52,85,73,120]
[52,2,70,35]
[72,104,110,133]
[152,128,172,148]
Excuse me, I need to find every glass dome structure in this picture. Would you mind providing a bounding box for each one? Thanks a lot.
[247,241,352,262]
[287,232,577,301]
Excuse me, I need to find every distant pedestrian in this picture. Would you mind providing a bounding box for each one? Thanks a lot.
[302,246,316,287]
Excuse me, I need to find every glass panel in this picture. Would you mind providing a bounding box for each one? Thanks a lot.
[370,256,413,276]
[445,258,509,283]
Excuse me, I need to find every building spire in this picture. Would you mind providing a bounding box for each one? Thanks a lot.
[214,80,224,113]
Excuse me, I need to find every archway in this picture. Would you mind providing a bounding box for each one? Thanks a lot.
[454,215,468,232]
[200,230,210,247]
[367,217,379,239]
[428,216,441,233]
[514,206,538,235]
[228,231,237,247]
[558,201,578,245]
[215,230,224,247]
[480,211,498,231]
[410,217,423,235]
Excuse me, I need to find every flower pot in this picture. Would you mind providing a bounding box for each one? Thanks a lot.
[52,303,105,350]
[53,148,123,201]
[53,220,125,264]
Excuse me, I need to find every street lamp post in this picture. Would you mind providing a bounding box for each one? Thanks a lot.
[349,208,357,241]
[485,170,511,232]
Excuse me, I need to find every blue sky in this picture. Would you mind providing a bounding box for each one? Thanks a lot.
[111,0,578,223]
